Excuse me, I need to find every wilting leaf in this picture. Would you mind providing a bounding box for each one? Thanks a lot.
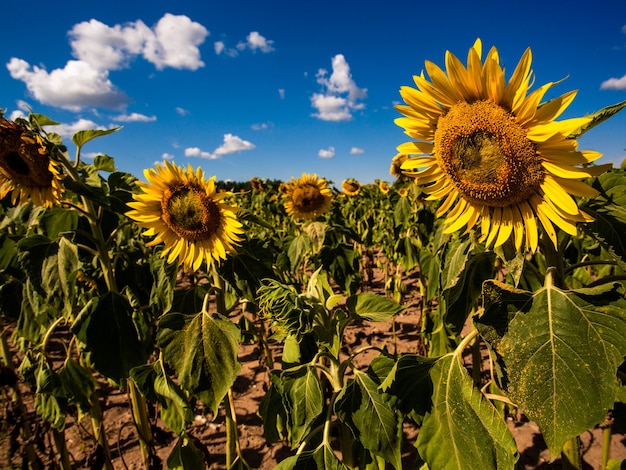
[416,354,518,470]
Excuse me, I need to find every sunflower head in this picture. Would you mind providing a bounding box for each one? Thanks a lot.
[341,178,361,196]
[0,118,64,207]
[250,177,264,192]
[378,180,390,194]
[278,182,289,195]
[390,153,410,179]
[395,39,607,252]
[398,187,409,198]
[283,173,333,220]
[126,161,244,271]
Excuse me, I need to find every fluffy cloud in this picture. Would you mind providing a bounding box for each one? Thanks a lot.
[215,31,275,57]
[185,134,255,159]
[7,58,129,111]
[318,146,335,159]
[43,118,109,138]
[600,75,626,90]
[311,54,366,121]
[350,147,364,155]
[7,14,208,111]
[69,14,208,71]
[112,112,157,122]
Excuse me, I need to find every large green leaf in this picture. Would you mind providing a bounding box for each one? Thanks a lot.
[72,292,149,383]
[72,127,121,148]
[345,292,404,322]
[483,277,626,458]
[416,354,518,470]
[335,370,402,469]
[281,365,324,446]
[157,311,241,415]
[166,436,206,470]
[567,99,626,138]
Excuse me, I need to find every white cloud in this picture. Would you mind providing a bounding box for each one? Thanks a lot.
[215,31,275,57]
[7,14,208,111]
[43,118,108,138]
[176,107,189,116]
[318,146,335,159]
[600,74,626,90]
[350,147,364,155]
[245,32,275,53]
[7,58,128,111]
[185,134,255,159]
[311,54,366,121]
[278,88,285,99]
[251,122,273,131]
[113,112,156,122]
[162,152,175,160]
[69,14,208,71]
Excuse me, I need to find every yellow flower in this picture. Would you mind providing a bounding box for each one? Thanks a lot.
[0,118,64,207]
[378,181,390,194]
[395,39,608,252]
[126,161,244,271]
[341,178,361,196]
[283,173,333,219]
[398,188,409,198]
[250,177,264,192]
[390,153,409,178]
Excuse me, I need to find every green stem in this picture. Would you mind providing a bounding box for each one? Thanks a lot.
[51,428,72,470]
[561,436,583,470]
[224,388,239,468]
[129,378,154,465]
[471,333,482,387]
[600,414,613,470]
[1,324,40,469]
[89,391,114,470]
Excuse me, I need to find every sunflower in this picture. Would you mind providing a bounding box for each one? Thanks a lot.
[378,180,390,194]
[126,161,244,271]
[390,153,409,178]
[0,118,64,207]
[398,187,409,198]
[250,177,264,192]
[283,173,333,219]
[395,39,609,252]
[341,178,361,196]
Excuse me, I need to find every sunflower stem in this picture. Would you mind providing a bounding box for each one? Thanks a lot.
[89,390,114,470]
[51,428,72,470]
[561,436,583,470]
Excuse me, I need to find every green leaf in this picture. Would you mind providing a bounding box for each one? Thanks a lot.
[274,446,347,470]
[93,154,116,172]
[484,276,626,458]
[31,113,60,127]
[72,292,150,383]
[281,365,324,446]
[288,234,311,270]
[57,357,95,413]
[154,368,194,435]
[72,127,121,148]
[166,436,206,470]
[335,370,402,469]
[416,354,518,470]
[39,208,78,239]
[345,293,404,322]
[607,459,626,470]
[157,311,241,415]
[568,99,626,138]
[258,371,288,442]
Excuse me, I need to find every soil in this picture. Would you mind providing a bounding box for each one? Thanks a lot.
[1,261,626,469]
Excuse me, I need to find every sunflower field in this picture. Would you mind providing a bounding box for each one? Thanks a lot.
[2,40,626,470]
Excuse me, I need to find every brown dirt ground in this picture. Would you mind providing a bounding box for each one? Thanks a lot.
[1,261,625,469]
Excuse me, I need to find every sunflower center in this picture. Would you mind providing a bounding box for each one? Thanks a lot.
[292,185,325,211]
[161,185,221,241]
[435,100,545,207]
[4,151,31,176]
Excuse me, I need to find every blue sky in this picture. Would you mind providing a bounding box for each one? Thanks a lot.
[3,0,626,185]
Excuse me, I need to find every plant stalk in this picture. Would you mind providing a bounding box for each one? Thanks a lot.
[561,436,583,470]
[51,428,72,470]
[89,391,114,470]
[129,378,154,465]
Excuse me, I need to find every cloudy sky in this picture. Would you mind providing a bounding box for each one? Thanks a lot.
[3,0,626,184]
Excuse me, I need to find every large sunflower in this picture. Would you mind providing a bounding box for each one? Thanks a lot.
[0,118,64,207]
[126,161,244,271]
[395,39,608,252]
[341,178,361,196]
[283,173,333,219]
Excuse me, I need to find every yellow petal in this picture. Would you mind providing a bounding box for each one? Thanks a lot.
[494,206,514,247]
[541,176,580,215]
[519,199,539,252]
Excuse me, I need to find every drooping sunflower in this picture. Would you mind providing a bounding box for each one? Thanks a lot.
[250,177,264,192]
[389,153,409,179]
[0,118,64,207]
[395,39,609,252]
[341,178,361,196]
[126,161,244,271]
[283,173,333,219]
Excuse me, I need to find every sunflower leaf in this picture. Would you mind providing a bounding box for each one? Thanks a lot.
[72,127,121,148]
[568,99,626,138]
[480,277,626,458]
[415,353,518,470]
[156,311,241,415]
[345,292,404,322]
[335,370,402,469]
[281,365,324,447]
